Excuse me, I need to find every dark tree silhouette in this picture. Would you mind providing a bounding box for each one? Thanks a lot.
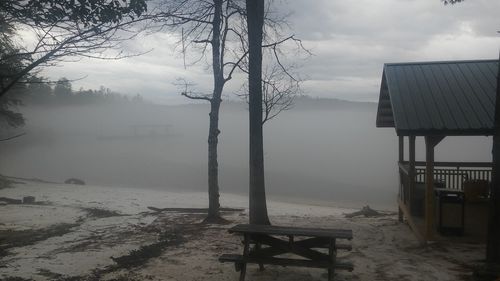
[246,0,270,225]
[53,78,72,101]
[26,77,53,104]
[0,20,25,130]
[0,0,148,97]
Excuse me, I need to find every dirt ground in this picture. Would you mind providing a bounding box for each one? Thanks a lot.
[0,180,489,281]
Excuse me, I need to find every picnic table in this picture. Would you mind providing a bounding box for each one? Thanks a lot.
[219,224,353,281]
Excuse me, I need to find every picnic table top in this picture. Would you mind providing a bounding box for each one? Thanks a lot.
[228,224,353,240]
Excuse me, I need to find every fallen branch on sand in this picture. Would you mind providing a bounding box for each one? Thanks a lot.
[147,207,244,214]
[0,197,22,204]
[111,231,185,269]
[83,207,123,218]
[344,206,390,218]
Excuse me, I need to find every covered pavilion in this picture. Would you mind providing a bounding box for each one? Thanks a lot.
[376,59,498,242]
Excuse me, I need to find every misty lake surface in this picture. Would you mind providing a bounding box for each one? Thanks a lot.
[0,100,492,210]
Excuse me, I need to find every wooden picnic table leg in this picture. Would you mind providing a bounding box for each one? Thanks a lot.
[328,238,336,281]
[239,234,250,281]
[254,242,265,271]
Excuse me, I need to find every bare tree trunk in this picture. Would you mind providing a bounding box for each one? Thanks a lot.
[207,98,221,219]
[161,0,302,223]
[206,0,224,220]
[486,55,500,262]
[246,0,270,225]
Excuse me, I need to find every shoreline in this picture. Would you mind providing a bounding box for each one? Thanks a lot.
[3,175,397,212]
[0,180,485,281]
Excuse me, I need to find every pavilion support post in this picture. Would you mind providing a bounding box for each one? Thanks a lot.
[424,135,445,241]
[408,136,416,212]
[486,52,500,263]
[399,135,404,163]
[398,135,404,222]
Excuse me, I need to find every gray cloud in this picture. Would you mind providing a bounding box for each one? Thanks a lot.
[41,0,500,104]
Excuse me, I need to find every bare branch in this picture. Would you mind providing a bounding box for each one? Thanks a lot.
[150,0,308,129]
[18,75,88,85]
[193,39,212,44]
[175,78,212,102]
[0,132,26,142]
[224,50,248,83]
[182,92,212,101]
[261,35,295,48]
[1,2,152,97]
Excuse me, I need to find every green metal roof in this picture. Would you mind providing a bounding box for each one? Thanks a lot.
[376,59,499,136]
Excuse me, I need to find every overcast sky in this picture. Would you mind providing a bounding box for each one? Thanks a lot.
[41,0,500,104]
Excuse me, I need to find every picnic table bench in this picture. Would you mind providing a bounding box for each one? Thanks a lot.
[219,224,353,281]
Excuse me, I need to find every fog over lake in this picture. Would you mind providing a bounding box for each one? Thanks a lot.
[0,98,492,210]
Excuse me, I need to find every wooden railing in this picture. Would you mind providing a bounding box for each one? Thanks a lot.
[414,162,492,190]
[398,161,491,207]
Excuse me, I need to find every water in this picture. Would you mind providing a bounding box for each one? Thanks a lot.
[0,101,491,211]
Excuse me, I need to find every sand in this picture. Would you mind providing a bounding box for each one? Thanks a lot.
[0,180,485,281]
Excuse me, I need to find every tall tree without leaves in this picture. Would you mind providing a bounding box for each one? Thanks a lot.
[153,0,305,222]
[246,0,270,225]
[152,0,249,221]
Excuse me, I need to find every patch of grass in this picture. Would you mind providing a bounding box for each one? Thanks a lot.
[0,278,35,281]
[111,231,184,269]
[38,268,64,279]
[0,174,17,190]
[106,274,153,281]
[44,268,152,281]
[0,223,77,257]
[83,207,123,218]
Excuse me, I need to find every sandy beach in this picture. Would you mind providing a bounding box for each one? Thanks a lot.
[0,179,485,281]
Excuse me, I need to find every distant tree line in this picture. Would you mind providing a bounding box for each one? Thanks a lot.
[22,77,144,106]
[0,77,144,129]
[0,0,148,131]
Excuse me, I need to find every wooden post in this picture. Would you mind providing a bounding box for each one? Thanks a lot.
[398,135,404,222]
[254,242,264,271]
[399,135,404,163]
[240,234,250,281]
[424,136,445,241]
[328,238,336,281]
[486,52,500,263]
[425,136,435,241]
[408,136,416,210]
